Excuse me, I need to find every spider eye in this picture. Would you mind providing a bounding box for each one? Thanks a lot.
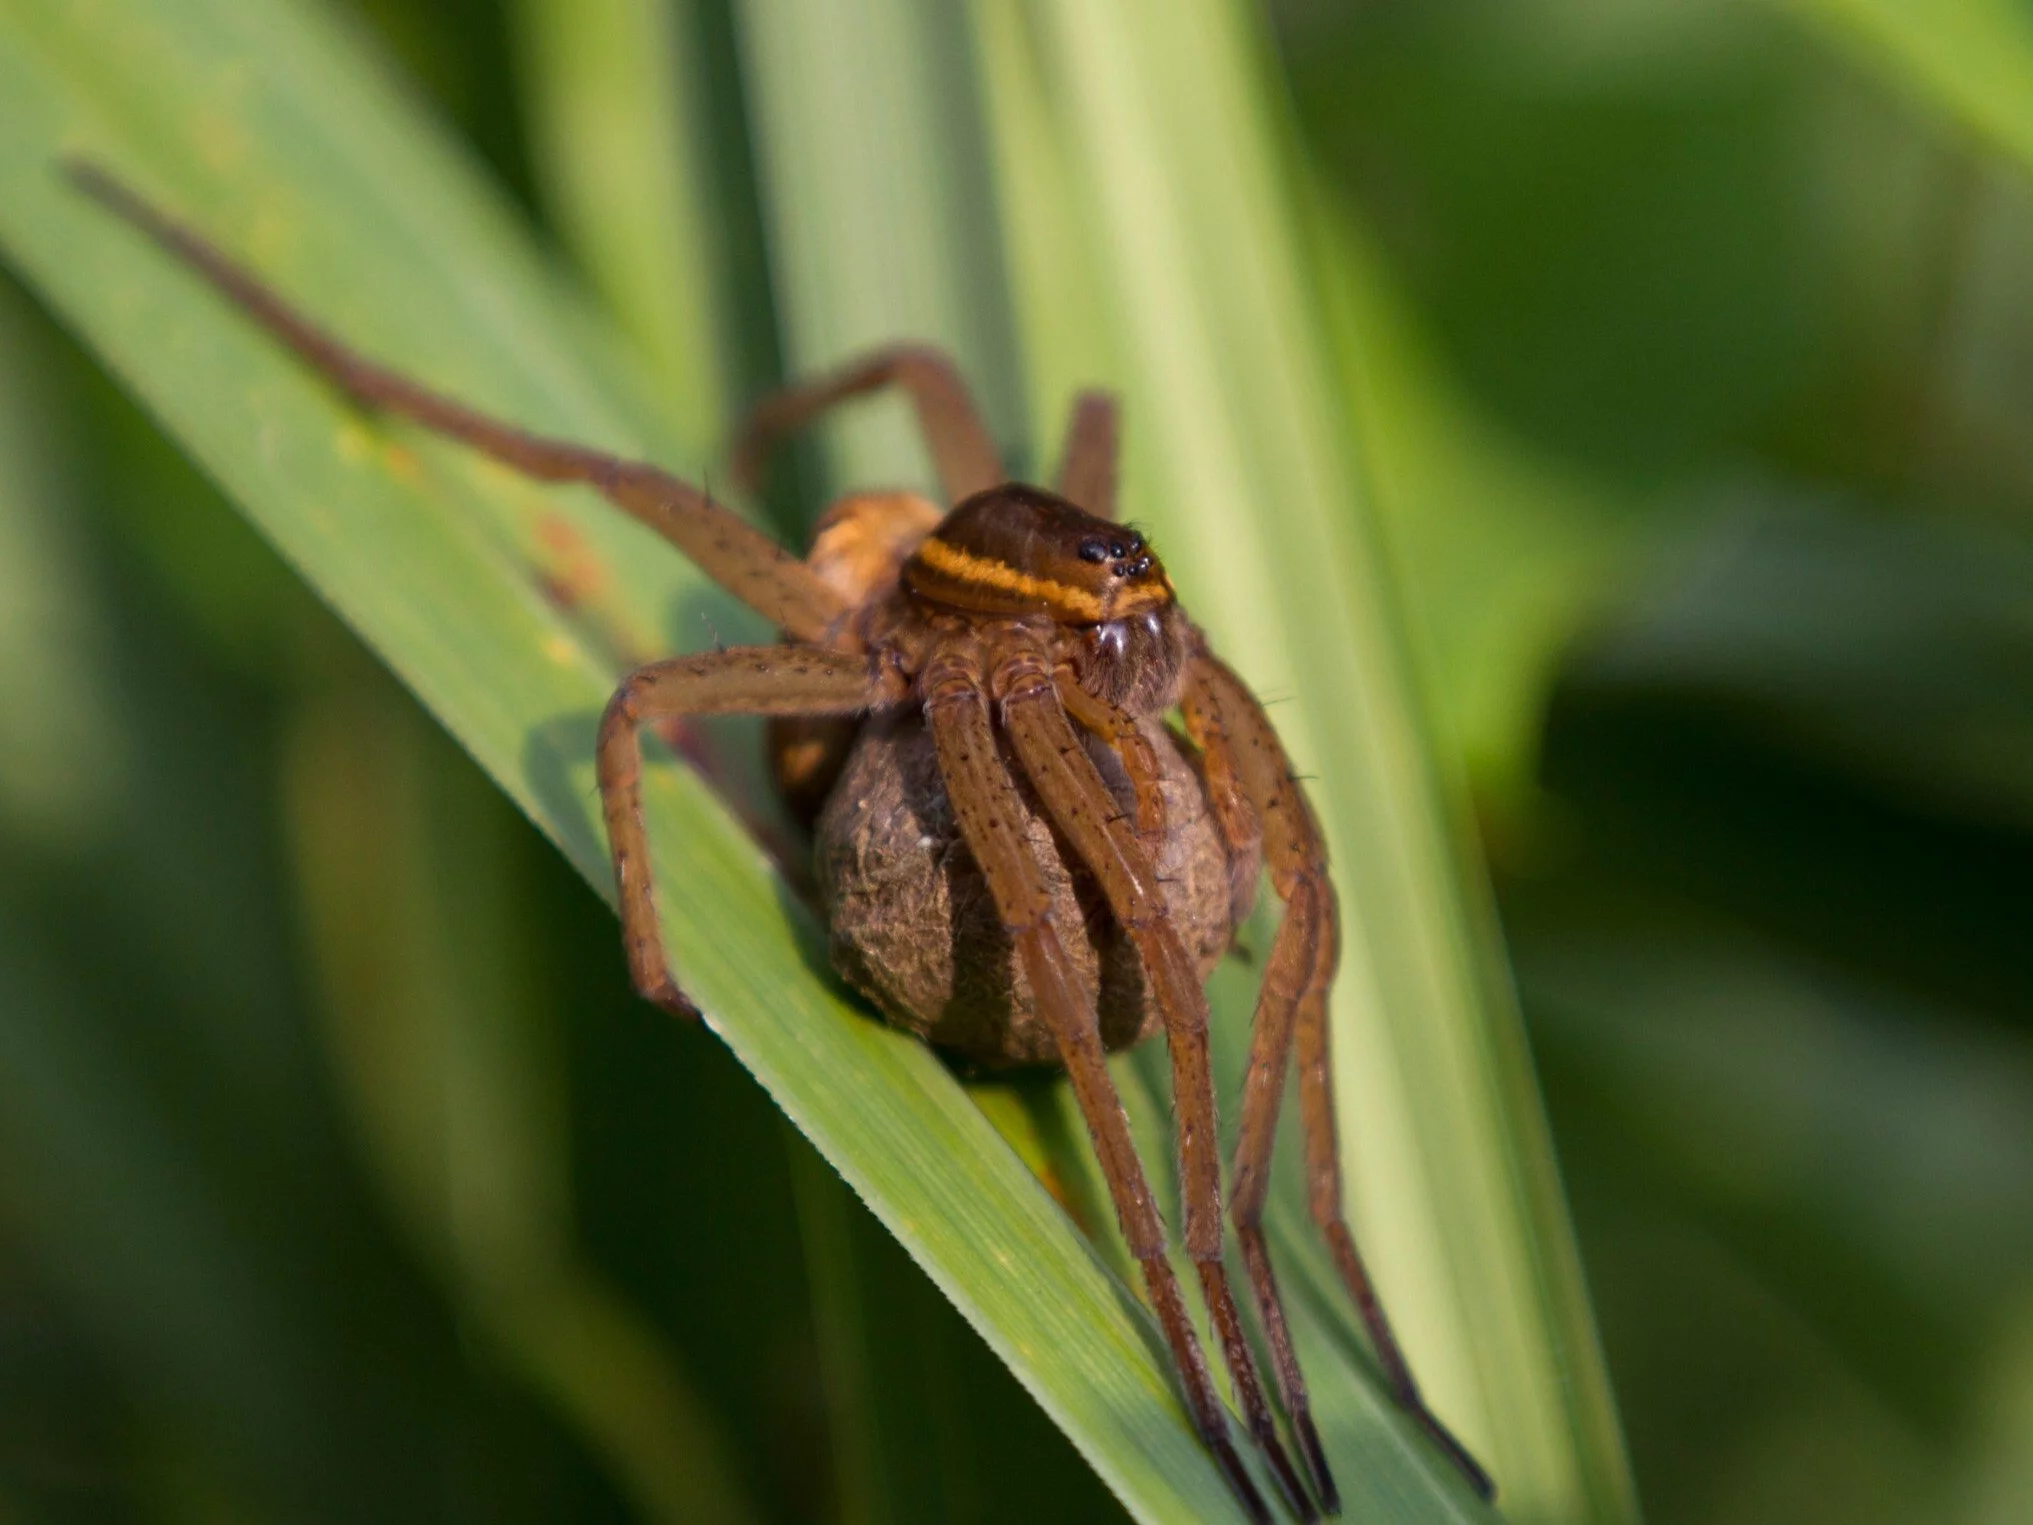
[1108,541,1128,560]
[1078,538,1109,563]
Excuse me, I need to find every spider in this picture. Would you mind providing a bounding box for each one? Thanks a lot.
[70,161,1493,1523]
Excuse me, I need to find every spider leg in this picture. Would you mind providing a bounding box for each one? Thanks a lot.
[728,344,1005,506]
[1294,902,1492,1499]
[1053,389,1119,520]
[923,653,1273,1525]
[998,660,1314,1523]
[1184,649,1496,1505]
[599,647,890,1015]
[1175,708,1265,938]
[65,161,846,645]
[1052,672,1166,848]
[1182,652,1335,1505]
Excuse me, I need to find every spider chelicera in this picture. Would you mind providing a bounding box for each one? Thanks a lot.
[71,161,1494,1523]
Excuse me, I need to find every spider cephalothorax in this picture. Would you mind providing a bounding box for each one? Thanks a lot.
[901,485,1190,715]
[74,162,1494,1524]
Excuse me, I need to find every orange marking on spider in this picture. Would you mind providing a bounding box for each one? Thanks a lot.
[911,534,1108,620]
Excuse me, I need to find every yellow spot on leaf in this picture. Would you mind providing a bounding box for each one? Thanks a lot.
[190,110,250,177]
[381,442,422,483]
[333,421,372,464]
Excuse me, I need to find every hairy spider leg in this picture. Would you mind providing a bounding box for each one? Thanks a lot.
[1182,654,1340,1507]
[729,343,1006,506]
[1180,694,1268,939]
[600,649,890,1015]
[1184,651,1496,1505]
[66,161,847,647]
[1052,673,1166,848]
[999,653,1316,1522]
[1053,390,1120,521]
[922,648,1272,1525]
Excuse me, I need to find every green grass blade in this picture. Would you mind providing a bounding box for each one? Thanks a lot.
[732,0,1029,484]
[1773,0,2033,170]
[510,0,729,446]
[0,0,1489,1518]
[980,3,1638,1521]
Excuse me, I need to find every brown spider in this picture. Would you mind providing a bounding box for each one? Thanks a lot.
[70,162,1493,1522]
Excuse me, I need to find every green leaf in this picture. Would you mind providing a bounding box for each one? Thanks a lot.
[0,0,1623,1518]
[510,0,732,447]
[1774,0,2033,170]
[733,0,1030,485]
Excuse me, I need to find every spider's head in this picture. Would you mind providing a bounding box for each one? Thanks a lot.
[902,483,1175,624]
[904,483,1187,712]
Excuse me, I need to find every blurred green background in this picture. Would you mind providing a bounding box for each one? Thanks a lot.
[3,0,2032,1522]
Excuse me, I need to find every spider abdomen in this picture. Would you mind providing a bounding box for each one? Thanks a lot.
[813,710,1233,1070]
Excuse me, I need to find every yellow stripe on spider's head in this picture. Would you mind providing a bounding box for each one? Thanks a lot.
[910,535,1171,622]
[913,535,1106,619]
